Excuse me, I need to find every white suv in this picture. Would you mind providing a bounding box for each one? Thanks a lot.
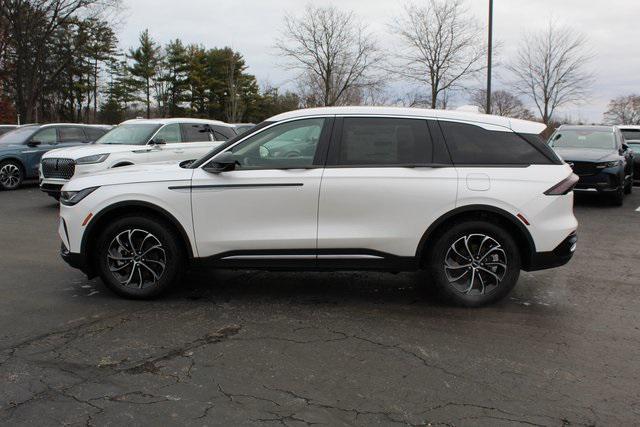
[40,118,237,198]
[58,107,578,306]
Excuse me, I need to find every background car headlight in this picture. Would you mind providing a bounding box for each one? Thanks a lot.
[596,160,621,169]
[60,187,99,206]
[76,153,109,164]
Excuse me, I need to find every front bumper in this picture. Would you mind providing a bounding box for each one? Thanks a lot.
[526,232,577,271]
[570,167,622,193]
[60,243,95,278]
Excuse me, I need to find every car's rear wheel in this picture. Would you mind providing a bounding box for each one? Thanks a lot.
[425,221,521,307]
[94,215,185,299]
[624,177,632,194]
[0,160,23,190]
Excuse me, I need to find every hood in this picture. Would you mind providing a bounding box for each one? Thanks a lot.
[43,143,146,160]
[553,147,619,163]
[64,162,194,191]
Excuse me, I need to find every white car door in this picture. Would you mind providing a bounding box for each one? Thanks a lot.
[317,116,458,258]
[190,117,332,258]
[180,123,221,161]
[145,123,183,163]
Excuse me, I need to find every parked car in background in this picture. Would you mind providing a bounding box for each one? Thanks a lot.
[0,125,19,136]
[40,118,237,199]
[549,125,633,205]
[617,125,640,185]
[232,123,255,135]
[58,106,578,307]
[0,124,111,191]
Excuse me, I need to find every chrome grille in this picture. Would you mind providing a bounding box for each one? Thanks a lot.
[42,158,75,180]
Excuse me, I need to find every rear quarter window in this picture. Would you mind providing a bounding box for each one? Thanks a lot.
[439,121,554,165]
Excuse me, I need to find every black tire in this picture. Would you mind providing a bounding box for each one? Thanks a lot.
[425,221,521,307]
[94,215,185,299]
[624,178,632,195]
[610,186,624,206]
[0,160,24,190]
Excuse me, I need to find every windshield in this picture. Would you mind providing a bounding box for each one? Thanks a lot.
[97,123,161,145]
[0,126,39,144]
[620,129,640,141]
[549,129,616,150]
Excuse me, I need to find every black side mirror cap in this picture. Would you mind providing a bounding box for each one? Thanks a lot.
[203,152,238,174]
[149,139,166,145]
[27,140,41,147]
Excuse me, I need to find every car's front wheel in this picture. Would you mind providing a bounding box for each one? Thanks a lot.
[94,215,185,299]
[425,220,521,307]
[0,160,23,190]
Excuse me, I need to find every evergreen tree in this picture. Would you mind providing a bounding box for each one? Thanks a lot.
[127,29,161,118]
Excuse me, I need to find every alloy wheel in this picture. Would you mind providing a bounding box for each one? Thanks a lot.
[443,234,507,296]
[107,229,166,289]
[0,163,21,189]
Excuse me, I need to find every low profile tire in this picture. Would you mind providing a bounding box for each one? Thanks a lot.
[0,160,24,190]
[610,186,624,206]
[94,215,185,299]
[425,221,521,307]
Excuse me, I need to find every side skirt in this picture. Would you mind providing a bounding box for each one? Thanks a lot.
[191,249,420,272]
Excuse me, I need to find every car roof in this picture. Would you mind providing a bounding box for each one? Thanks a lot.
[267,106,547,134]
[557,125,614,132]
[120,118,233,127]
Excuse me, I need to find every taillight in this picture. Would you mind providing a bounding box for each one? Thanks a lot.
[544,173,579,195]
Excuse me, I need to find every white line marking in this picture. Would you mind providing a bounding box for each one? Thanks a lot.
[636,206,640,212]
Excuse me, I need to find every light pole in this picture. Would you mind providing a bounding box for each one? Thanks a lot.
[486,0,494,114]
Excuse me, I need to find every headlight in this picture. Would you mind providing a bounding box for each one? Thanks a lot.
[76,153,109,164]
[60,187,99,206]
[596,160,620,169]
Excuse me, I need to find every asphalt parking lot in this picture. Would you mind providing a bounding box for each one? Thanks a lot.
[1,184,639,426]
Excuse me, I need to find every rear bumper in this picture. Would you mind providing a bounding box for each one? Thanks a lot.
[525,232,577,271]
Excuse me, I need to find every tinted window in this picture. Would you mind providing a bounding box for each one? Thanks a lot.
[182,123,213,142]
[58,127,85,142]
[84,127,108,141]
[213,125,236,141]
[338,118,432,165]
[440,122,551,165]
[226,118,325,169]
[33,127,58,144]
[154,123,182,143]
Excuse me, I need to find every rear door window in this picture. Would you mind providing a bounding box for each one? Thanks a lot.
[213,125,236,141]
[439,121,552,165]
[336,117,433,166]
[58,127,86,143]
[84,127,108,141]
[182,123,213,142]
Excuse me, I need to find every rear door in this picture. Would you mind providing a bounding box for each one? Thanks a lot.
[317,116,458,258]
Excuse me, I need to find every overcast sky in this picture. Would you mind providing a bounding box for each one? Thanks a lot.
[116,0,639,123]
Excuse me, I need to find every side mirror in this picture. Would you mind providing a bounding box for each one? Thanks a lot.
[27,140,41,147]
[150,138,166,146]
[621,143,629,152]
[203,151,238,174]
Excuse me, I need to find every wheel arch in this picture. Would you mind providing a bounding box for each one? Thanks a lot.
[416,205,536,270]
[81,201,194,262]
[0,155,27,172]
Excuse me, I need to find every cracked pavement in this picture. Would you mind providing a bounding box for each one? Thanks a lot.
[1,186,639,426]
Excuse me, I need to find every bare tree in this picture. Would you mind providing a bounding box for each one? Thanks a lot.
[603,94,640,125]
[507,21,593,125]
[471,89,535,120]
[276,4,382,107]
[0,0,121,122]
[390,0,485,109]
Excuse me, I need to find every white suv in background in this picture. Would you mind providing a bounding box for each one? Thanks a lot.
[58,107,578,307]
[39,118,236,198]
